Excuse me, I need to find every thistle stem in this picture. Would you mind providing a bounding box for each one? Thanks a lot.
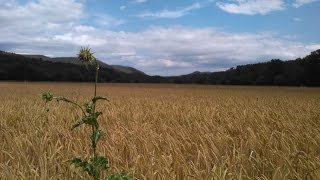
[94,61,99,98]
[92,126,96,158]
[92,60,99,159]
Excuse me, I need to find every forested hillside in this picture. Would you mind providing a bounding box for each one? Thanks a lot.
[0,49,319,86]
[169,49,320,86]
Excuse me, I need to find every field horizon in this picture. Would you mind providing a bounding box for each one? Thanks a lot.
[1,82,320,179]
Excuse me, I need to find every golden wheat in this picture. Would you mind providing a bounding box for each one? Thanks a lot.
[0,82,320,179]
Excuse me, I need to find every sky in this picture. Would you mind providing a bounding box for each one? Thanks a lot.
[0,0,319,75]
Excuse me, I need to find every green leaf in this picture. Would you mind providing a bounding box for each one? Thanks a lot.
[69,158,93,175]
[92,96,110,103]
[71,115,96,130]
[71,114,100,130]
[84,101,94,114]
[94,111,103,118]
[91,130,105,149]
[56,96,72,103]
[69,158,98,177]
[69,158,84,166]
[106,172,133,180]
[91,156,109,171]
[85,115,99,129]
[71,117,86,130]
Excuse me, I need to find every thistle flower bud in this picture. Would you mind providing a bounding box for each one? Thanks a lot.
[42,91,54,102]
[78,47,94,64]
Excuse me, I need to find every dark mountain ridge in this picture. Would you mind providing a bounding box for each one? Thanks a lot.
[23,54,144,75]
[169,50,320,86]
[0,49,319,86]
[0,51,155,83]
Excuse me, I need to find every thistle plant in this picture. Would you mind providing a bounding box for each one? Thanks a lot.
[42,47,131,180]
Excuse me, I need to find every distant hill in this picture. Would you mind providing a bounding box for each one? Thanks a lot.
[0,51,154,83]
[168,49,320,86]
[23,54,51,60]
[110,65,146,75]
[22,54,143,75]
[0,49,319,86]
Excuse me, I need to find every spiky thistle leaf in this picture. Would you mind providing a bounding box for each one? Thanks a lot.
[91,129,105,149]
[41,91,54,103]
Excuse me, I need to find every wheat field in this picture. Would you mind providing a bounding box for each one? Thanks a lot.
[0,82,320,179]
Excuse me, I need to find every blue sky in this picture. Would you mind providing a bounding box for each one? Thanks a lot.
[0,0,319,75]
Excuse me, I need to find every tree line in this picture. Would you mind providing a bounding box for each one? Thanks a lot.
[0,49,319,86]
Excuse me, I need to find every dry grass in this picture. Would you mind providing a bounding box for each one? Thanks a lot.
[0,82,320,179]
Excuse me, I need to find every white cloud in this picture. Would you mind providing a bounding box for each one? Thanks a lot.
[6,25,316,75]
[92,14,125,27]
[305,44,320,50]
[0,0,83,30]
[121,0,147,10]
[74,25,96,32]
[293,0,320,7]
[1,15,320,75]
[0,1,319,75]
[137,59,193,68]
[120,5,126,10]
[293,17,303,22]
[132,0,147,3]
[137,3,202,18]
[216,0,285,15]
[0,0,84,51]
